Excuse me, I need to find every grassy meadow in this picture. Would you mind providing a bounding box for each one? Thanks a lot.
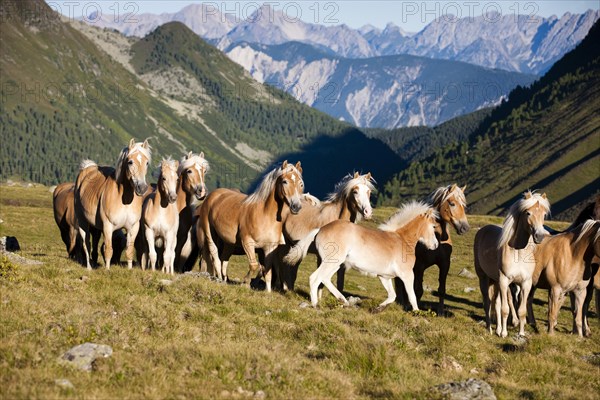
[0,184,598,399]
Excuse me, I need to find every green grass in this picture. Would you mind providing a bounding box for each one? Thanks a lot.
[0,185,598,399]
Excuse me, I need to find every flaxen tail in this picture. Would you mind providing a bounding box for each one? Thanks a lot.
[283,228,320,266]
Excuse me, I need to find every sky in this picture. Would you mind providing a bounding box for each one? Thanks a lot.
[48,1,599,32]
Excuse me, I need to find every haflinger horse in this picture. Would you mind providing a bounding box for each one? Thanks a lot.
[308,201,439,310]
[474,191,550,337]
[174,151,208,272]
[199,161,304,292]
[395,184,470,315]
[280,172,375,291]
[140,158,180,274]
[75,139,151,270]
[528,219,600,337]
[53,182,125,265]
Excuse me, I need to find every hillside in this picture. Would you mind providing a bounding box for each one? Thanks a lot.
[380,21,600,219]
[0,0,403,195]
[224,41,533,128]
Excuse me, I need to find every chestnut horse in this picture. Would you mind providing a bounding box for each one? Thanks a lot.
[141,158,180,274]
[477,191,550,337]
[53,182,125,265]
[530,219,600,336]
[75,139,151,270]
[199,161,304,291]
[174,151,208,272]
[309,201,439,309]
[280,172,375,290]
[395,184,470,315]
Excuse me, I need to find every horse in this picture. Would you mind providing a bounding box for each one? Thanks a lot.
[174,151,208,272]
[74,138,151,270]
[495,191,550,337]
[529,220,600,337]
[527,195,600,333]
[199,161,304,292]
[279,172,375,291]
[308,201,439,310]
[140,158,180,274]
[53,182,125,265]
[394,184,470,315]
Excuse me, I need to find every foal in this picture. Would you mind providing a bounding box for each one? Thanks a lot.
[309,201,439,310]
[141,159,179,274]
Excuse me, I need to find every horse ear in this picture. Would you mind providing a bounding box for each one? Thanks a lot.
[450,183,457,191]
[541,192,547,199]
[366,172,372,181]
[461,184,467,192]
[200,151,204,159]
[174,160,180,169]
[524,191,532,199]
[282,160,288,169]
[128,138,135,148]
[295,161,302,174]
[142,139,149,149]
[354,171,359,179]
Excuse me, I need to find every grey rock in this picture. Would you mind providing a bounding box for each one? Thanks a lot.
[55,378,74,390]
[464,287,477,293]
[159,279,173,286]
[430,378,496,400]
[347,296,362,306]
[0,236,20,252]
[59,342,113,371]
[299,302,311,309]
[458,268,476,279]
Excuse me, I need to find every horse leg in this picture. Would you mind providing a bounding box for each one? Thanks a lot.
[78,224,92,270]
[498,273,511,337]
[413,264,425,307]
[509,284,519,328]
[102,223,115,270]
[220,245,234,282]
[242,241,260,287]
[479,274,491,333]
[547,286,562,334]
[527,286,537,329]
[263,246,279,293]
[436,260,450,316]
[377,277,397,309]
[91,227,101,267]
[125,222,139,270]
[164,232,177,276]
[398,269,419,311]
[320,265,348,306]
[572,288,587,337]
[145,228,157,272]
[310,261,345,307]
[394,277,408,308]
[336,267,346,292]
[517,279,532,336]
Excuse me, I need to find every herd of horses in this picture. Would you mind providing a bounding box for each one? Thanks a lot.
[52,139,600,338]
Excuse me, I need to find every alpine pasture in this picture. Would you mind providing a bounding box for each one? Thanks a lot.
[1,183,598,399]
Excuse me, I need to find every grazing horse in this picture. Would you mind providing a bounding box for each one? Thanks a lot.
[280,172,375,290]
[395,184,470,315]
[309,201,439,310]
[53,182,125,265]
[141,159,180,274]
[174,151,208,272]
[75,139,151,270]
[529,220,600,336]
[199,161,304,292]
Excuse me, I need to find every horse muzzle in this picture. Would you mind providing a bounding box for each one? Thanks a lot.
[194,186,207,201]
[168,192,178,204]
[289,200,302,215]
[362,207,373,220]
[457,222,470,235]
[134,182,148,196]
[532,230,547,244]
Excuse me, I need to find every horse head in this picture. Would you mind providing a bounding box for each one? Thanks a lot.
[179,151,209,201]
[122,138,151,196]
[157,158,179,204]
[348,172,374,220]
[418,207,440,250]
[277,161,304,215]
[521,191,549,244]
[439,184,470,235]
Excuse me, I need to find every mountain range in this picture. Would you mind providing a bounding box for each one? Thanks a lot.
[85,4,598,128]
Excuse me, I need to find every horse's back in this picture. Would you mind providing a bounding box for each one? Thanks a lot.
[53,182,75,225]
[474,224,502,280]
[75,163,114,226]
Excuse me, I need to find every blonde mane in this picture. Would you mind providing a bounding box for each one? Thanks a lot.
[115,142,152,183]
[379,201,437,232]
[153,157,178,179]
[498,191,551,249]
[426,184,466,209]
[325,173,376,203]
[178,152,209,175]
[244,163,301,205]
[575,219,600,244]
